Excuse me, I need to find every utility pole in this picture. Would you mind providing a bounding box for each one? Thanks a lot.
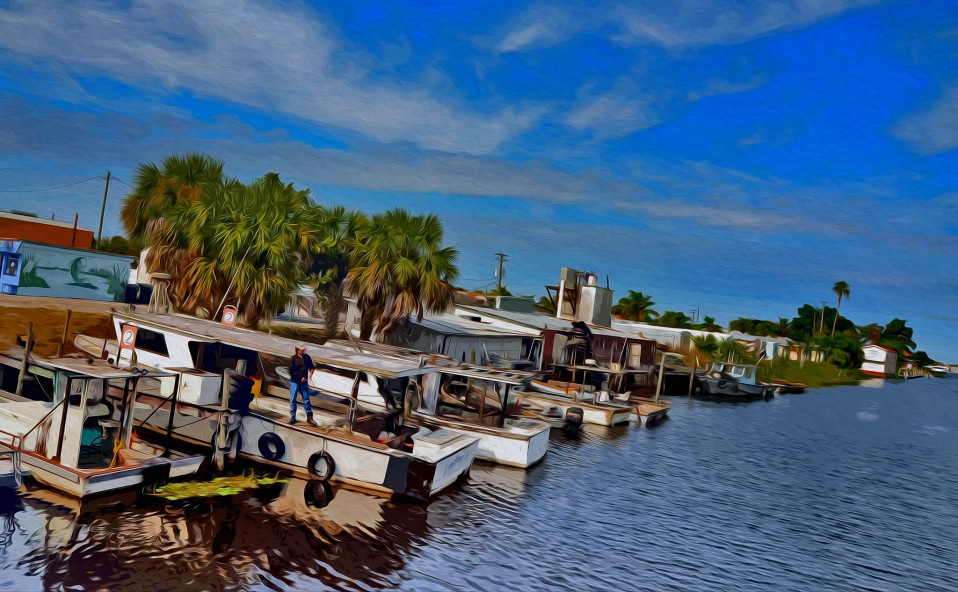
[96,171,111,251]
[494,252,508,292]
[690,306,700,324]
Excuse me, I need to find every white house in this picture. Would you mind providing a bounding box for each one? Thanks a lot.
[861,345,897,377]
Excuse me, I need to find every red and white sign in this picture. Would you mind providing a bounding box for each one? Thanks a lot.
[120,325,138,350]
[221,305,238,328]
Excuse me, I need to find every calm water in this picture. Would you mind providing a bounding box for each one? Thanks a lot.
[1,378,957,591]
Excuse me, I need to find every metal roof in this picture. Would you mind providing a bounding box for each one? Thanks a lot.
[455,306,628,338]
[35,356,177,380]
[413,313,533,338]
[113,311,433,379]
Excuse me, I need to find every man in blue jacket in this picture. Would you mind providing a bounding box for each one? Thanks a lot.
[289,345,318,426]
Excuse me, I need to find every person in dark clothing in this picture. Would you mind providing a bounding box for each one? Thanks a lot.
[289,345,318,426]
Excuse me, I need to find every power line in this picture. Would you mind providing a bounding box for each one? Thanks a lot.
[0,175,104,193]
[112,176,135,189]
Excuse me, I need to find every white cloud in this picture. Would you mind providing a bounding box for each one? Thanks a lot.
[892,84,958,154]
[0,0,542,155]
[498,0,879,52]
[497,5,580,52]
[566,92,661,137]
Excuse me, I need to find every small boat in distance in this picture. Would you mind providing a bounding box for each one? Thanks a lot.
[699,362,775,399]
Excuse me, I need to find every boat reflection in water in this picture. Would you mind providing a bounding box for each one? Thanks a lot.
[12,476,433,591]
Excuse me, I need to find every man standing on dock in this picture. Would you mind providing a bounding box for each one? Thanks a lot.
[289,345,318,426]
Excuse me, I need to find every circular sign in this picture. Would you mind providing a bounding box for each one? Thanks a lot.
[122,329,135,345]
[224,310,235,324]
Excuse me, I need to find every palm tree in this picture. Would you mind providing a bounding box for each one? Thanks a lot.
[611,291,659,322]
[717,338,753,364]
[697,316,723,332]
[690,334,719,367]
[767,318,794,338]
[120,153,225,248]
[308,206,368,339]
[150,173,323,326]
[830,281,850,338]
[346,208,459,340]
[879,318,916,354]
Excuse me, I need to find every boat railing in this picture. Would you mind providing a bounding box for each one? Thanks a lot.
[0,428,23,450]
[17,397,67,454]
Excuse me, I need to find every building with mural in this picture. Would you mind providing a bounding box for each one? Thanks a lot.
[0,240,134,302]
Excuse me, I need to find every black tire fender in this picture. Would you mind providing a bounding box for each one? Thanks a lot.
[717,379,729,390]
[304,479,334,509]
[307,451,335,481]
[258,432,286,461]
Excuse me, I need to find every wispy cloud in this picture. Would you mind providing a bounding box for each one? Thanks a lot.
[497,0,879,52]
[0,0,542,155]
[892,84,958,154]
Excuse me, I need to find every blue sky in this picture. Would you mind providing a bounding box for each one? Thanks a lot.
[0,0,956,360]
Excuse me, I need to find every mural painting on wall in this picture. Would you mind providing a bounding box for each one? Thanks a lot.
[16,246,131,302]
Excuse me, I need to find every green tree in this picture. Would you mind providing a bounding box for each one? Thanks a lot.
[307,206,368,340]
[766,318,794,338]
[611,291,659,322]
[346,208,459,340]
[534,296,556,315]
[717,338,753,364]
[120,153,225,248]
[879,318,916,355]
[831,281,850,338]
[696,315,723,332]
[654,310,694,329]
[150,173,324,326]
[690,334,719,367]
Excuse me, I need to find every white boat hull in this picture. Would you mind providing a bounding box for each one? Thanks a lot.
[409,413,550,468]
[515,392,631,426]
[18,451,204,498]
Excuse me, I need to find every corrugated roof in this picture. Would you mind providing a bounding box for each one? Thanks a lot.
[415,313,531,337]
[455,305,628,338]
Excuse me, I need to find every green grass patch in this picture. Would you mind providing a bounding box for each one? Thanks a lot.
[757,359,865,388]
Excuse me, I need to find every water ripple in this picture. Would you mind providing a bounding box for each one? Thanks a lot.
[1,380,958,590]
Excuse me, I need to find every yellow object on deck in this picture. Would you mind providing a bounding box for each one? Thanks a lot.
[251,377,263,397]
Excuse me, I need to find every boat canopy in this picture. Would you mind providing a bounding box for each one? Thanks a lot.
[113,312,433,379]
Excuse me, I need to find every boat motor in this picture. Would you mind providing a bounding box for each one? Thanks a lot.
[564,406,584,437]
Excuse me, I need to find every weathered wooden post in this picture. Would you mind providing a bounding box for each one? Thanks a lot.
[15,322,34,396]
[687,356,697,396]
[56,309,73,358]
[654,353,666,404]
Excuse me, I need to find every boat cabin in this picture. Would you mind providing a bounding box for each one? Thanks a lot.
[413,364,535,428]
[706,362,760,386]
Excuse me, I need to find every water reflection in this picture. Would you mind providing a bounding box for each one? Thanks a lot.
[4,379,958,591]
[12,476,433,591]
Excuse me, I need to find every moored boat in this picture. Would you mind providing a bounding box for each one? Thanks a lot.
[513,386,632,427]
[0,356,204,498]
[76,311,480,501]
[698,362,774,399]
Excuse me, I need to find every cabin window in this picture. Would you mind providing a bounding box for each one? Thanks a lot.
[135,328,169,356]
